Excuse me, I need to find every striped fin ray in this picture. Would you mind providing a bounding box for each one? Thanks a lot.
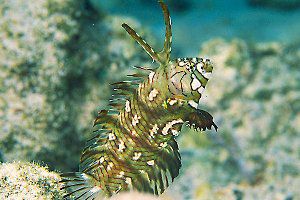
[133,65,157,71]
[60,173,103,200]
[122,0,173,64]
[158,0,172,64]
[122,23,160,63]
[109,66,156,112]
[119,132,181,195]
[93,110,117,127]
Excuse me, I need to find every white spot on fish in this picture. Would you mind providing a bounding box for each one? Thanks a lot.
[107,162,114,171]
[99,157,105,164]
[138,83,143,96]
[125,100,131,112]
[196,62,204,72]
[198,87,205,94]
[191,76,202,90]
[117,171,125,178]
[148,71,155,83]
[149,124,159,137]
[179,61,185,67]
[148,89,159,101]
[147,160,155,166]
[108,133,116,140]
[160,142,168,148]
[132,115,141,126]
[188,100,198,109]
[171,129,179,136]
[133,152,142,160]
[125,177,132,185]
[167,98,177,105]
[162,119,184,135]
[118,140,126,152]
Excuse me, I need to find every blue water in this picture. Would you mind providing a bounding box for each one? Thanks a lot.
[92,0,300,56]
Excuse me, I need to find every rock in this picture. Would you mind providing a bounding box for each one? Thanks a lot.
[0,0,151,172]
[0,162,64,199]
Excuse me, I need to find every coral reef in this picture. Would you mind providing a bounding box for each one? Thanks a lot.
[0,162,64,199]
[168,39,300,199]
[0,162,167,199]
[0,0,150,171]
[248,0,300,10]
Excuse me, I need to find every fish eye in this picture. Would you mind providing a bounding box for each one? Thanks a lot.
[196,62,204,72]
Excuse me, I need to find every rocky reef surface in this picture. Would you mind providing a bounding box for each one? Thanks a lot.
[0,0,151,172]
[0,162,165,199]
[0,162,64,199]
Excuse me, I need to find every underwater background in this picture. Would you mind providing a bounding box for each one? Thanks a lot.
[0,0,299,199]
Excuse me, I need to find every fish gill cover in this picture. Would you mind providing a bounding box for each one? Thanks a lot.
[60,1,217,199]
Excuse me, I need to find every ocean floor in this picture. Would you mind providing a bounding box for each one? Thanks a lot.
[92,0,300,56]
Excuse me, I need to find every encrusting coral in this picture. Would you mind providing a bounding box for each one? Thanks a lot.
[0,162,64,199]
[0,162,164,199]
[0,0,151,171]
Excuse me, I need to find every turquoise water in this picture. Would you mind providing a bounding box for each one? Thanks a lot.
[93,0,300,55]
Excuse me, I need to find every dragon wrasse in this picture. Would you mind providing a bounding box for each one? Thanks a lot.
[61,1,217,199]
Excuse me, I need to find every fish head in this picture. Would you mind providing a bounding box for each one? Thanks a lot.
[168,57,214,104]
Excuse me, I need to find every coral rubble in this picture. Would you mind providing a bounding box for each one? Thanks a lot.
[0,162,64,199]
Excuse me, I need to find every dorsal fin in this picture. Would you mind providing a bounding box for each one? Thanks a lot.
[93,110,117,126]
[108,65,154,110]
[158,0,172,64]
[122,23,160,63]
[122,0,172,65]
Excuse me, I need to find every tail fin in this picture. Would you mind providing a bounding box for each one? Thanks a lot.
[60,172,104,200]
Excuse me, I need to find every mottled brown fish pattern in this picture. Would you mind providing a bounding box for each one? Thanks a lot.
[60,1,217,199]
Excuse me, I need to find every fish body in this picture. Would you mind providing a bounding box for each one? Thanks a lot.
[61,1,217,199]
